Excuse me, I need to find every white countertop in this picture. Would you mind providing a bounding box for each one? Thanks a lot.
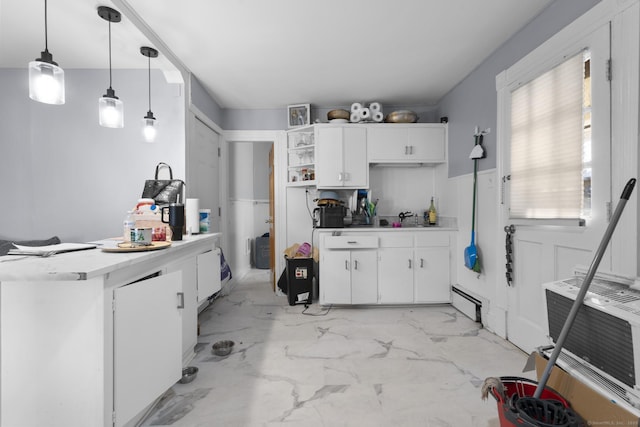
[0,233,221,282]
[315,225,457,232]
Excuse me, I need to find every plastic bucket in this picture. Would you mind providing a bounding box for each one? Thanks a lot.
[490,377,584,426]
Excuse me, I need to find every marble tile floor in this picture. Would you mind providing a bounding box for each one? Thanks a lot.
[141,269,534,427]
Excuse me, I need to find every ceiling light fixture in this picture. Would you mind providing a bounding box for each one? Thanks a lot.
[97,6,123,128]
[28,0,65,105]
[140,46,159,143]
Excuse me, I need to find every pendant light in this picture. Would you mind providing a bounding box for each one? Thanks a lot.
[97,6,123,128]
[140,46,159,142]
[28,0,65,105]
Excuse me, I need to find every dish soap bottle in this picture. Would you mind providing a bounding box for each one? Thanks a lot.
[123,211,135,242]
[428,197,437,226]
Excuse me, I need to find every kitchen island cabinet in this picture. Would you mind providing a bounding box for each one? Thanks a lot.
[0,233,221,427]
[317,228,454,306]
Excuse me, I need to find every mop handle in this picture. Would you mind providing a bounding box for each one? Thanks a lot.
[534,178,636,398]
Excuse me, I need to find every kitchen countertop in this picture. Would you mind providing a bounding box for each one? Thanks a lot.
[0,233,221,282]
[316,225,458,232]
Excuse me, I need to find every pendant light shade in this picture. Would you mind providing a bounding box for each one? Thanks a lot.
[140,46,159,142]
[29,0,65,105]
[97,6,123,128]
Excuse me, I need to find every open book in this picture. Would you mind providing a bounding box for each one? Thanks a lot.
[7,242,97,256]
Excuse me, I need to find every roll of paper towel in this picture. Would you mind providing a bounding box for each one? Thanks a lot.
[360,108,371,120]
[186,198,200,234]
[372,112,384,123]
[350,111,361,123]
[351,102,363,113]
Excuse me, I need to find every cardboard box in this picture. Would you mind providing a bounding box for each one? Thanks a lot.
[533,352,639,425]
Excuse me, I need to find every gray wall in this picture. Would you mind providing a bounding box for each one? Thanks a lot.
[0,68,185,242]
[437,0,600,178]
[191,75,224,125]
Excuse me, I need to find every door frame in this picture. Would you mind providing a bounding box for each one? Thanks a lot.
[494,0,640,349]
[223,130,288,282]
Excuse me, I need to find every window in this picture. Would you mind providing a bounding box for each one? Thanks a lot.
[509,51,591,220]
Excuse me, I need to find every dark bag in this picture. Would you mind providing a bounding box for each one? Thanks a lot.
[141,162,185,205]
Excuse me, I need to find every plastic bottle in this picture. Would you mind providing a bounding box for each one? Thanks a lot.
[123,211,135,242]
[428,197,437,225]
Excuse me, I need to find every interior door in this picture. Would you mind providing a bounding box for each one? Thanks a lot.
[502,24,611,353]
[191,117,220,232]
[269,144,276,289]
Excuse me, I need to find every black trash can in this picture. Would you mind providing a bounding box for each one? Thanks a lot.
[284,257,313,306]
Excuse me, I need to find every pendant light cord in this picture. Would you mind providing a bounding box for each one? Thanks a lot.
[43,0,49,52]
[108,19,113,90]
[148,54,152,111]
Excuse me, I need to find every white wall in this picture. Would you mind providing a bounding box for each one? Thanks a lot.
[450,169,504,336]
[0,68,185,242]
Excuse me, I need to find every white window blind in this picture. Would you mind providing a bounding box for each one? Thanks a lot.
[510,52,584,219]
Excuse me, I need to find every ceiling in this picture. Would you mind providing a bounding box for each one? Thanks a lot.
[1,0,554,109]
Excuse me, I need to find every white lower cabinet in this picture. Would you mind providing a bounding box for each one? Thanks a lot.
[320,235,378,304]
[414,247,451,303]
[378,248,414,303]
[319,230,452,306]
[321,249,378,304]
[166,257,198,364]
[113,272,183,427]
[197,248,222,304]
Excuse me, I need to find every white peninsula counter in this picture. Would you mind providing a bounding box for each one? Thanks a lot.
[0,233,222,427]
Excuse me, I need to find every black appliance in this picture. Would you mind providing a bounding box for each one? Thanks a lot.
[314,205,346,228]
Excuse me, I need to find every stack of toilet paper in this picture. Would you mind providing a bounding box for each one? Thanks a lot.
[350,102,384,123]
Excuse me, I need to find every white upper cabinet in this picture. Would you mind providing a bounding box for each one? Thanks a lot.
[316,125,368,188]
[367,124,447,164]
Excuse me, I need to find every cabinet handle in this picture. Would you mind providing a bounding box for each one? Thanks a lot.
[177,292,185,309]
[420,258,424,268]
[347,241,357,244]
[354,260,359,270]
[344,172,350,182]
[338,172,344,181]
[408,259,412,269]
[345,260,349,270]
[410,146,414,155]
[405,146,409,155]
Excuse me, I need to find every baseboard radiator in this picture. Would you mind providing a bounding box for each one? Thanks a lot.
[451,286,481,322]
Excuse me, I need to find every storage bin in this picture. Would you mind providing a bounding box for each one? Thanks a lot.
[255,236,270,269]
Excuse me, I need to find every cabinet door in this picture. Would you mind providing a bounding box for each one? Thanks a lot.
[320,250,351,304]
[367,127,406,161]
[407,127,446,162]
[351,250,378,304]
[378,248,414,303]
[342,127,368,187]
[414,247,451,303]
[113,271,182,427]
[316,127,344,187]
[197,249,221,303]
[166,257,198,364]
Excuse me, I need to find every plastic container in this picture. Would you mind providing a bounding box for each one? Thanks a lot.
[199,209,211,233]
[255,236,270,269]
[123,211,135,242]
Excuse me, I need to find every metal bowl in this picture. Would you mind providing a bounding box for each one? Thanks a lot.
[327,109,350,120]
[179,366,198,384]
[212,340,235,356]
[385,110,418,123]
